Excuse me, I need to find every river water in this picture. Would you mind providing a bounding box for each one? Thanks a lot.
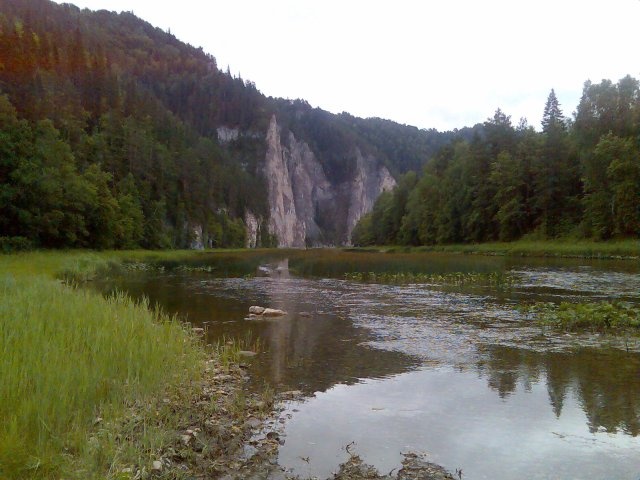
[94,250,640,479]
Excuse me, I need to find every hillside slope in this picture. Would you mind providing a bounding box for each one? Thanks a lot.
[0,0,461,248]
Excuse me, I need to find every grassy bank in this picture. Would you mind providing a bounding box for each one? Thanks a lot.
[347,239,640,259]
[0,250,214,479]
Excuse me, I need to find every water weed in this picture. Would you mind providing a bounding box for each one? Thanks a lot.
[526,301,640,334]
[344,270,516,288]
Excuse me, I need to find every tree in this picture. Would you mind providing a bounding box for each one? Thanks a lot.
[541,89,565,133]
[604,136,639,237]
[535,89,580,237]
[490,152,527,241]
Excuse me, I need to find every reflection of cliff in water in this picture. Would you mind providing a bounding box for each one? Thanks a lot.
[477,345,640,436]
[249,259,420,393]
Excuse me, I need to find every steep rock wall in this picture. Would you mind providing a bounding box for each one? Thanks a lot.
[345,149,397,243]
[264,117,307,247]
[263,115,396,247]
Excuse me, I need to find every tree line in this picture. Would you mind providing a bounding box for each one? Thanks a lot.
[0,0,472,251]
[353,79,640,246]
[0,0,275,250]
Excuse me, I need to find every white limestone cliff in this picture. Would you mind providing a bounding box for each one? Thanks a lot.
[262,115,396,247]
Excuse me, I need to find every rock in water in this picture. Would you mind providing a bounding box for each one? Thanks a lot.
[238,350,258,358]
[262,308,287,317]
[249,306,265,315]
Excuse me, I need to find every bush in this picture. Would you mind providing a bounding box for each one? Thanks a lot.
[0,237,33,253]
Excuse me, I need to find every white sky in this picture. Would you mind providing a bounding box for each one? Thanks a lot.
[55,0,640,131]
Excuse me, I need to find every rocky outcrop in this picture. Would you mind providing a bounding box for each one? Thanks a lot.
[345,148,396,244]
[264,117,307,247]
[216,126,240,144]
[190,224,204,250]
[263,115,396,247]
[244,211,260,248]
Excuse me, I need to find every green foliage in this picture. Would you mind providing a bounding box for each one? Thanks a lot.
[528,301,640,333]
[0,236,32,252]
[0,272,204,478]
[354,79,640,247]
[0,2,268,250]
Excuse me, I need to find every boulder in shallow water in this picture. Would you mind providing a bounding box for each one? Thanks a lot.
[249,306,265,315]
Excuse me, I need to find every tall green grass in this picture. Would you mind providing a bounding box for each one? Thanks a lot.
[0,252,206,479]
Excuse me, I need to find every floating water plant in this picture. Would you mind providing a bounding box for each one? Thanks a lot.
[344,271,516,288]
[527,301,640,334]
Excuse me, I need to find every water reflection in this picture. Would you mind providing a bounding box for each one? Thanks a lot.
[477,346,640,436]
[92,250,640,479]
[278,366,640,480]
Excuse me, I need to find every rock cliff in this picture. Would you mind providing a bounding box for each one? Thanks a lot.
[263,115,395,247]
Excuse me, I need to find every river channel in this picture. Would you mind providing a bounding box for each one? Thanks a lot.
[94,250,640,479]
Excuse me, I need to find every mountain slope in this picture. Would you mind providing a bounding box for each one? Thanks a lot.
[0,0,461,248]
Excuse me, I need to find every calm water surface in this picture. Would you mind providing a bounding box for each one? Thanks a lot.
[94,250,640,479]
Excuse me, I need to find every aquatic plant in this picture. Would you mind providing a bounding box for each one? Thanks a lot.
[528,301,640,333]
[344,270,517,288]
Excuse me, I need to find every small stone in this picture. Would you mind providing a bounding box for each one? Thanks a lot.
[245,417,262,429]
[152,460,162,472]
[191,327,205,334]
[238,350,258,357]
[180,434,192,445]
[249,306,265,315]
[262,308,287,317]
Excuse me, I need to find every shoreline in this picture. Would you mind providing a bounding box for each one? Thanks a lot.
[344,239,639,260]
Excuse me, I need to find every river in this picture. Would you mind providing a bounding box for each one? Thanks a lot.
[93,250,640,479]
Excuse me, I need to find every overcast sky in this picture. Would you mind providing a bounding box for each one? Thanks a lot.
[55,0,640,131]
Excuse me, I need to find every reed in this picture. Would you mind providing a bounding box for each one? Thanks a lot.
[0,252,206,479]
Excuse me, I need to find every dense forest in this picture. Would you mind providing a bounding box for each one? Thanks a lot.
[0,0,465,250]
[353,81,640,246]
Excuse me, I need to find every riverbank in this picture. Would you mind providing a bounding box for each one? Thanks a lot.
[0,250,288,479]
[347,239,639,259]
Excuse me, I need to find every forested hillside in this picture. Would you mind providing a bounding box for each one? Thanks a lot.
[0,0,463,250]
[353,82,640,246]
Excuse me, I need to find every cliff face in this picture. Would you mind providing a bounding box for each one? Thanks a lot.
[263,115,395,247]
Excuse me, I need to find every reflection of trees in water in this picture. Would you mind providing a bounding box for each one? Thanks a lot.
[252,307,418,394]
[250,259,418,393]
[477,346,640,435]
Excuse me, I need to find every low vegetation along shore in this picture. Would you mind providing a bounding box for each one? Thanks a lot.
[0,250,285,480]
[347,239,639,259]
